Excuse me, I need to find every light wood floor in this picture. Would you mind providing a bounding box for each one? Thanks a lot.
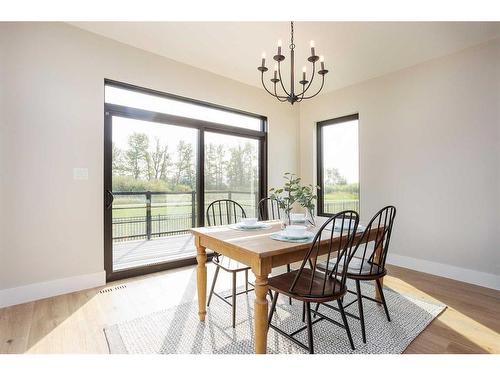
[0,263,498,354]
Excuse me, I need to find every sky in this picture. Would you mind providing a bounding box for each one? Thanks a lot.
[322,119,359,184]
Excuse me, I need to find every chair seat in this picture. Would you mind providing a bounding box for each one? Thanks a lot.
[268,269,346,303]
[317,257,386,280]
[212,255,250,272]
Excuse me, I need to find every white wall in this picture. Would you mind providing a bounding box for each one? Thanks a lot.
[299,39,500,288]
[0,23,299,297]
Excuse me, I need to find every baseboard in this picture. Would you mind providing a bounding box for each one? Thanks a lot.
[387,254,500,291]
[0,271,106,308]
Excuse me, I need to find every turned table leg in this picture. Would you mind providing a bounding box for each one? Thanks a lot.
[195,238,207,322]
[374,242,384,300]
[254,273,270,354]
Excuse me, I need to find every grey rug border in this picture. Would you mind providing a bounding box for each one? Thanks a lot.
[103,289,447,355]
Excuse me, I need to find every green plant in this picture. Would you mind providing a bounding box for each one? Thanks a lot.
[269,173,320,224]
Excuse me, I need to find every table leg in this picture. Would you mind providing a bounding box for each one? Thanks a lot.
[254,273,270,354]
[374,243,384,300]
[195,239,207,322]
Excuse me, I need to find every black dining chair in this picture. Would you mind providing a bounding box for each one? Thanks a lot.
[316,206,397,343]
[205,199,253,328]
[267,210,360,353]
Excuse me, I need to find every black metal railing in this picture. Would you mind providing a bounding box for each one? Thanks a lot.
[112,190,259,242]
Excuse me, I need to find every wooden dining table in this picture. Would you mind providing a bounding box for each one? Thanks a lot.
[190,217,383,354]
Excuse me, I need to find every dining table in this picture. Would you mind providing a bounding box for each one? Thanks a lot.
[190,217,384,354]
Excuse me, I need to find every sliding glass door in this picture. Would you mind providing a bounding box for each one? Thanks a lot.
[204,132,260,219]
[104,81,267,281]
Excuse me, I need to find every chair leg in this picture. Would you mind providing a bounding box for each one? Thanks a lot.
[286,264,292,305]
[313,302,320,318]
[337,299,355,351]
[207,265,220,307]
[305,302,314,354]
[301,302,306,322]
[232,272,237,328]
[376,278,391,322]
[355,280,366,344]
[245,269,249,294]
[267,291,279,329]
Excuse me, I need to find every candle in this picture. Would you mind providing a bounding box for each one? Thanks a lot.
[274,63,278,79]
[277,39,282,55]
[320,55,325,70]
[310,40,315,56]
[302,66,306,81]
[261,52,266,67]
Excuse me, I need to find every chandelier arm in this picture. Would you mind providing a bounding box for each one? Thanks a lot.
[273,83,289,101]
[295,61,316,97]
[277,61,291,97]
[301,74,325,100]
[261,72,288,99]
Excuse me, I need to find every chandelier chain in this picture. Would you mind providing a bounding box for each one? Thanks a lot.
[290,21,295,50]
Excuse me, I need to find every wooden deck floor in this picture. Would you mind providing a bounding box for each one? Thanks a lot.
[113,234,195,271]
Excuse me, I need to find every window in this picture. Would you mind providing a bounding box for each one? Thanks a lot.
[317,114,359,216]
[104,80,267,280]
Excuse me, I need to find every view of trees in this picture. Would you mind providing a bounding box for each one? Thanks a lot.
[324,167,359,199]
[112,132,258,192]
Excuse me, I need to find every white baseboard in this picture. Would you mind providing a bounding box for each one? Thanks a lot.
[387,254,500,291]
[0,271,106,309]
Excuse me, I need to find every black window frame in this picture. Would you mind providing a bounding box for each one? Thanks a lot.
[316,113,359,217]
[104,79,268,281]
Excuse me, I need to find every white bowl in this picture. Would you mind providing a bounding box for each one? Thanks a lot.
[285,225,307,238]
[241,217,258,226]
[290,213,306,222]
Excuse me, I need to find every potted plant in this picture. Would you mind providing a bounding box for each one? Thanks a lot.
[269,173,320,226]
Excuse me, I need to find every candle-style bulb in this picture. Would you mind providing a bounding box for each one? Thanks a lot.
[261,52,266,67]
[262,52,266,59]
[310,40,316,57]
[302,66,306,81]
[278,39,282,47]
[277,39,282,55]
[274,63,278,71]
[302,66,307,73]
[320,55,324,62]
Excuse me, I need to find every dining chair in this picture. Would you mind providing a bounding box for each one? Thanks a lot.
[205,199,253,328]
[267,210,360,353]
[315,205,397,343]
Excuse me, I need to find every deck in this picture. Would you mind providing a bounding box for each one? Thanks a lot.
[113,234,196,271]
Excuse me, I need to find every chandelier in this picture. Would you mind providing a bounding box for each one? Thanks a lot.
[258,21,328,105]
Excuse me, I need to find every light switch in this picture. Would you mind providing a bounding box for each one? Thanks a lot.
[73,168,89,180]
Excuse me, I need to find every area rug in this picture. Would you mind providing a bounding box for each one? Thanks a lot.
[104,281,445,354]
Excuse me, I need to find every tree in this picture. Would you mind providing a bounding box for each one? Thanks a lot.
[149,138,171,181]
[173,140,195,188]
[205,143,226,190]
[325,167,347,186]
[125,132,149,179]
[112,142,126,175]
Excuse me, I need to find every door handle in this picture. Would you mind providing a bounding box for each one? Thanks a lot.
[106,190,114,209]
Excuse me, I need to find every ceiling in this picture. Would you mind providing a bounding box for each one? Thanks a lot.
[70,22,500,94]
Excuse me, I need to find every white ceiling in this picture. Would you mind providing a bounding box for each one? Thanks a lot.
[70,22,500,94]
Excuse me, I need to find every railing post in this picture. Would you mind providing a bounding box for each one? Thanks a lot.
[228,191,232,201]
[146,191,152,240]
[191,191,196,228]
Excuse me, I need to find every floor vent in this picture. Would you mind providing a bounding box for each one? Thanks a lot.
[99,285,127,294]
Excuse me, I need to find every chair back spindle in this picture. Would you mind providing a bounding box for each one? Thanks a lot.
[290,210,359,299]
[206,199,247,227]
[258,197,281,221]
[349,205,396,276]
